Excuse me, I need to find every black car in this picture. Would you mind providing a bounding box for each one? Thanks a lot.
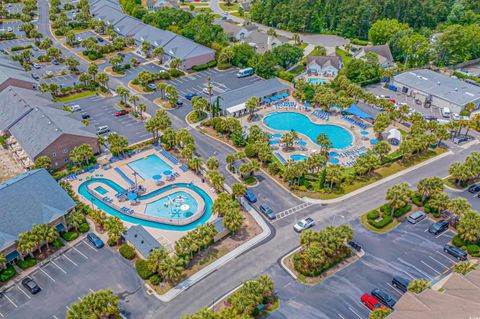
[348,241,362,252]
[81,112,90,119]
[175,100,183,107]
[428,219,449,235]
[22,277,41,294]
[97,37,104,42]
[468,184,480,194]
[444,244,467,261]
[371,288,396,308]
[259,204,275,220]
[392,276,410,293]
[51,59,59,65]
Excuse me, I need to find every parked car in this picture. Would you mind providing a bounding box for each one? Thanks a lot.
[32,62,41,69]
[97,37,104,42]
[441,107,451,118]
[202,87,210,95]
[293,218,315,232]
[175,100,183,107]
[407,211,426,224]
[147,83,157,90]
[70,104,81,112]
[428,219,449,235]
[45,70,53,76]
[444,244,467,261]
[259,204,275,220]
[115,110,129,117]
[51,59,59,65]
[348,241,362,252]
[22,277,41,294]
[468,184,480,194]
[87,232,104,248]
[31,73,40,80]
[81,112,90,119]
[32,46,39,51]
[243,189,257,203]
[185,93,197,100]
[453,135,469,144]
[451,113,461,121]
[360,294,384,310]
[392,276,410,293]
[96,125,110,135]
[371,288,396,308]
[7,27,13,32]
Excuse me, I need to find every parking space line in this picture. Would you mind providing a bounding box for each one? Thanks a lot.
[0,311,4,317]
[348,306,363,319]
[51,260,67,274]
[398,258,432,280]
[436,251,457,263]
[386,283,403,296]
[428,255,449,268]
[338,314,346,319]
[40,268,56,282]
[4,293,18,308]
[64,253,78,266]
[53,315,59,319]
[435,231,449,239]
[420,260,441,275]
[81,240,98,252]
[17,285,31,299]
[72,246,88,259]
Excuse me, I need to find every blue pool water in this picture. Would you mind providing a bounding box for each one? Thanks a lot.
[145,191,199,220]
[94,185,108,195]
[264,112,353,149]
[308,78,326,84]
[78,178,213,231]
[290,154,308,161]
[127,154,173,180]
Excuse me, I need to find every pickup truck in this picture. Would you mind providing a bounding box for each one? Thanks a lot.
[294,218,315,232]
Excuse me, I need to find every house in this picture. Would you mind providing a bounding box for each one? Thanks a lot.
[354,44,394,68]
[243,30,288,53]
[0,54,37,92]
[146,0,178,11]
[211,217,230,242]
[388,267,480,319]
[238,0,253,11]
[89,0,215,69]
[0,87,100,168]
[0,169,76,264]
[392,69,480,114]
[306,55,342,77]
[123,225,162,259]
[214,19,257,42]
[212,78,291,117]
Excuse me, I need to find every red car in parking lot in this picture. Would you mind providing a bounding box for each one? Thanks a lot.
[115,110,129,116]
[361,293,384,310]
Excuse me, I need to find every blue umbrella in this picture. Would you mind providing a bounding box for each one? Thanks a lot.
[270,96,278,101]
[329,151,339,157]
[263,98,271,103]
[281,93,289,98]
[269,139,279,145]
[304,102,311,107]
[152,174,162,180]
[273,133,282,138]
[370,139,379,145]
[360,131,369,135]
[127,192,138,200]
[297,141,307,146]
[163,170,173,175]
[329,158,340,164]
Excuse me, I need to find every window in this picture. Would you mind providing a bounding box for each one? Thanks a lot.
[52,152,56,157]
[63,148,68,154]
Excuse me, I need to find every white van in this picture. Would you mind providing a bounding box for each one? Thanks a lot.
[70,104,81,112]
[441,107,451,118]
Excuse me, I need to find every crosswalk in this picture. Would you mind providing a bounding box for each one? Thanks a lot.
[273,202,313,222]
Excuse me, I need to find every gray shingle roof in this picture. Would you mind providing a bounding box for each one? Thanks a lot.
[123,225,162,258]
[362,44,393,62]
[133,24,177,48]
[0,169,76,251]
[0,87,97,158]
[113,14,144,37]
[0,54,35,86]
[307,55,341,69]
[393,69,480,106]
[215,78,291,110]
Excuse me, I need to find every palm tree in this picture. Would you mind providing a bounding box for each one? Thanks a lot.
[416,176,444,202]
[223,208,244,233]
[68,211,85,231]
[160,255,184,283]
[146,248,166,273]
[188,156,203,175]
[34,155,52,170]
[97,72,109,89]
[0,252,6,270]
[157,83,167,100]
[245,96,260,121]
[165,85,178,106]
[128,94,139,112]
[115,86,130,104]
[206,157,220,170]
[292,33,301,46]
[428,192,450,213]
[17,232,35,259]
[316,133,332,154]
[447,197,471,219]
[103,216,126,244]
[373,141,391,161]
[453,261,478,275]
[169,58,182,70]
[137,103,147,119]
[36,224,58,252]
[88,63,98,81]
[325,165,343,189]
[153,47,164,64]
[407,279,429,294]
[231,183,246,199]
[66,289,120,319]
[385,182,412,216]
[457,210,480,243]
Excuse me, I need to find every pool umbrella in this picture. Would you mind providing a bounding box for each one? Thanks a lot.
[269,140,279,145]
[360,131,369,135]
[270,96,278,101]
[329,158,340,164]
[329,151,339,157]
[273,133,282,139]
[370,139,379,145]
[304,102,311,107]
[163,170,173,175]
[263,98,271,103]
[297,141,307,146]
[127,192,138,201]
[152,174,162,180]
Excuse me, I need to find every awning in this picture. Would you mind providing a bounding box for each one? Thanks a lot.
[6,250,20,263]
[226,103,246,114]
[345,104,375,119]
[55,223,65,232]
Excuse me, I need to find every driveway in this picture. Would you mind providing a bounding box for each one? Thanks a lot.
[268,218,457,319]
[2,239,157,319]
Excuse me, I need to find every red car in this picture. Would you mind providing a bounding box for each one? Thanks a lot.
[361,293,384,310]
[115,110,129,116]
[387,98,396,104]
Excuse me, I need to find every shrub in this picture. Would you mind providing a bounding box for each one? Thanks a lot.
[61,231,78,241]
[367,210,380,220]
[52,238,63,248]
[119,244,136,260]
[244,175,256,185]
[217,62,232,70]
[16,256,37,270]
[0,33,16,40]
[131,78,139,85]
[79,222,90,233]
[380,204,391,214]
[411,192,423,206]
[108,238,117,246]
[169,68,184,78]
[424,204,438,214]
[244,144,257,158]
[432,212,440,218]
[368,215,393,229]
[0,265,17,282]
[149,274,162,285]
[466,244,480,256]
[351,38,369,46]
[277,70,295,82]
[192,60,217,71]
[393,205,412,218]
[135,259,154,279]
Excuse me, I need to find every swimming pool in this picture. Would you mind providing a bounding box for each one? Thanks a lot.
[290,154,308,161]
[127,154,173,180]
[308,78,326,84]
[145,191,199,220]
[264,112,353,149]
[78,178,213,231]
[94,185,108,195]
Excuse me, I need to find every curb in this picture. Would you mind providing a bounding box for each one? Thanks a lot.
[279,246,302,280]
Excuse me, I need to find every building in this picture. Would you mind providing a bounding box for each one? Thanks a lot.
[214,19,257,42]
[89,0,215,69]
[213,78,291,117]
[123,225,162,258]
[0,169,76,264]
[305,55,342,77]
[392,69,480,113]
[146,0,178,11]
[0,54,37,92]
[388,267,480,319]
[0,87,99,168]
[354,44,394,68]
[211,217,230,242]
[243,30,288,53]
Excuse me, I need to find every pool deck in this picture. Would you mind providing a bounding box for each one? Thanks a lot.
[69,148,218,244]
[242,104,375,167]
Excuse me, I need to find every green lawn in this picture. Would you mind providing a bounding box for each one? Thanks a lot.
[289,64,305,76]
[56,91,97,102]
[360,214,399,234]
[219,2,239,11]
[335,48,352,65]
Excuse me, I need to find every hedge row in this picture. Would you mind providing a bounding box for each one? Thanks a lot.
[61,231,79,241]
[135,259,154,279]
[368,215,393,229]
[0,265,17,282]
[192,60,217,71]
[119,244,136,260]
[17,256,37,270]
[0,33,16,40]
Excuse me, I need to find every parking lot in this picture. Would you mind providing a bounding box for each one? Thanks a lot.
[270,217,458,319]
[41,72,78,87]
[4,4,25,15]
[0,38,34,52]
[0,238,156,319]
[64,95,151,144]
[0,21,28,37]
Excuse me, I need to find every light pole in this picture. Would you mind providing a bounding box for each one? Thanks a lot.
[132,172,138,188]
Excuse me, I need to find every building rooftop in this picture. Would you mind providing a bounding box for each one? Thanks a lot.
[123,225,162,258]
[0,169,76,251]
[393,69,480,106]
[307,55,342,69]
[0,54,36,89]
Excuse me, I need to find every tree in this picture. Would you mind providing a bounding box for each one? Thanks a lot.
[153,46,164,63]
[115,86,130,104]
[447,197,471,218]
[457,210,480,243]
[245,96,260,121]
[103,216,126,244]
[141,40,151,57]
[368,18,409,44]
[79,72,91,86]
[147,248,166,273]
[34,155,52,170]
[160,255,184,283]
[106,133,129,156]
[453,261,478,275]
[88,63,98,81]
[128,94,140,112]
[0,253,6,270]
[325,165,343,188]
[386,183,411,216]
[428,192,450,213]
[373,112,391,138]
[231,183,247,199]
[374,141,391,161]
[34,224,58,251]
[65,56,80,72]
[252,51,277,79]
[370,308,392,319]
[17,232,35,258]
[271,43,304,69]
[316,133,332,154]
[66,289,119,319]
[206,157,219,170]
[169,58,182,70]
[407,279,429,294]
[165,85,179,106]
[281,131,299,151]
[223,208,244,233]
[188,156,203,175]
[97,72,109,89]
[192,96,208,117]
[416,176,444,202]
[218,46,233,65]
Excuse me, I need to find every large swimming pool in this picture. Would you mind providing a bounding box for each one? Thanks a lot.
[145,191,199,220]
[264,112,353,149]
[127,154,173,180]
[78,178,213,231]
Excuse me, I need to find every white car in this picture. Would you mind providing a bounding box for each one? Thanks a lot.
[293,218,315,233]
[7,27,13,32]
[451,113,461,121]
[45,70,53,76]
[202,87,210,95]
[70,104,81,112]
